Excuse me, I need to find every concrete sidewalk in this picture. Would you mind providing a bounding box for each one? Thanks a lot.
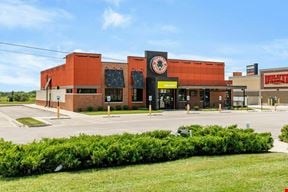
[270,139,288,153]
[249,104,288,111]
[23,104,87,118]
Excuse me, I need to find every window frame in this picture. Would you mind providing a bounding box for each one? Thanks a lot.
[105,88,123,102]
[132,88,143,102]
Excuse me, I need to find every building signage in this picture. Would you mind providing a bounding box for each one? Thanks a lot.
[157,81,177,89]
[148,95,152,101]
[246,63,258,76]
[264,72,288,87]
[150,56,168,75]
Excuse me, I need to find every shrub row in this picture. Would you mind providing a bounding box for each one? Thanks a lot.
[279,125,288,143]
[0,126,273,177]
[83,105,144,112]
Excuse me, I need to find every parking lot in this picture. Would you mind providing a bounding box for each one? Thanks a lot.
[0,105,288,153]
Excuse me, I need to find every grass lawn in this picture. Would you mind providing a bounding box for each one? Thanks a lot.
[82,110,162,115]
[0,153,287,192]
[16,117,47,127]
[0,96,35,104]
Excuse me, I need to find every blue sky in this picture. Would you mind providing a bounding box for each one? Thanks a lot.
[1,0,288,91]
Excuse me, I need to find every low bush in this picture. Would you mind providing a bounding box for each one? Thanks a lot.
[132,106,138,110]
[0,125,273,177]
[115,105,122,110]
[97,106,104,111]
[123,105,129,110]
[279,125,288,143]
[177,124,273,154]
[87,106,93,112]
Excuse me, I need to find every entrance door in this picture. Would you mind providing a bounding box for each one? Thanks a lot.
[158,89,175,109]
[200,89,210,108]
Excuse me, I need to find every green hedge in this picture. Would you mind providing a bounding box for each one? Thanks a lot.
[0,126,273,177]
[279,125,288,143]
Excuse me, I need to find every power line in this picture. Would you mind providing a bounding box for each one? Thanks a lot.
[0,41,127,62]
[0,49,64,60]
[0,41,69,54]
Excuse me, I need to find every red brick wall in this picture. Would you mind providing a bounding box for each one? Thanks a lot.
[102,62,129,107]
[36,94,103,112]
[40,53,102,91]
[210,91,226,107]
[167,60,226,86]
[73,53,102,88]
[127,56,147,108]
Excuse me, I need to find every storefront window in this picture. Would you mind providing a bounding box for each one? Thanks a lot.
[178,89,187,101]
[105,88,123,102]
[66,89,72,93]
[77,88,97,94]
[132,89,143,102]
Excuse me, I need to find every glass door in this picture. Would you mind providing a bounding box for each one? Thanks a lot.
[158,89,174,109]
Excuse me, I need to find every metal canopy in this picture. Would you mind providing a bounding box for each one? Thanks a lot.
[105,69,125,88]
[179,85,247,90]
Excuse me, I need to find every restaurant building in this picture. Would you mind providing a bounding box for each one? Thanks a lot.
[36,51,234,111]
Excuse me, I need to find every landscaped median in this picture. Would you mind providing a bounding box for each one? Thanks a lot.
[16,117,48,127]
[0,125,273,177]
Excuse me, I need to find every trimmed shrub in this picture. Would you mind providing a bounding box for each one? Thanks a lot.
[279,125,288,143]
[123,105,129,110]
[97,106,104,111]
[87,106,93,112]
[115,105,122,110]
[132,106,138,110]
[0,125,273,177]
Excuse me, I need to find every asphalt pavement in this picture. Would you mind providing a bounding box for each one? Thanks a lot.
[0,104,287,153]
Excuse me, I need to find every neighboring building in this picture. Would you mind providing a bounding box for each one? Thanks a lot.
[230,74,260,105]
[260,67,288,105]
[230,65,288,106]
[36,51,234,111]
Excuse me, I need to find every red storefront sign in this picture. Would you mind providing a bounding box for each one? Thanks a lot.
[264,73,288,87]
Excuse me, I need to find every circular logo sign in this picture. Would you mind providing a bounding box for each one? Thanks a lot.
[150,56,167,74]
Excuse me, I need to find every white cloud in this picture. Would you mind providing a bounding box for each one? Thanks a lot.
[0,52,62,91]
[102,8,131,29]
[160,24,179,33]
[0,0,72,28]
[104,0,122,6]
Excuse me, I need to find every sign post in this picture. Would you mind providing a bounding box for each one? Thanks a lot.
[148,96,152,116]
[274,96,277,111]
[218,96,222,112]
[260,96,263,111]
[107,96,111,117]
[56,96,60,119]
[186,95,190,114]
